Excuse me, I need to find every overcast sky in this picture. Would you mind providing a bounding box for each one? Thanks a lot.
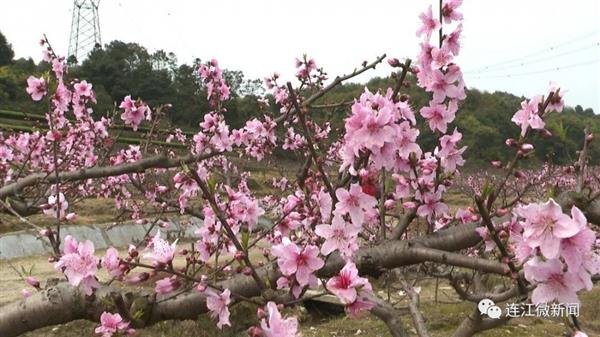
[2,0,599,112]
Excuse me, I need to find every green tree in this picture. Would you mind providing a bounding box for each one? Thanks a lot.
[0,31,15,66]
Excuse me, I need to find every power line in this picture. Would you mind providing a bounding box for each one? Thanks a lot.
[464,30,600,73]
[464,42,600,74]
[468,58,600,79]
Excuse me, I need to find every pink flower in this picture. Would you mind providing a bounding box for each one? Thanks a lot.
[63,234,79,254]
[101,247,123,278]
[315,189,332,222]
[346,298,376,317]
[21,289,32,298]
[444,24,462,55]
[54,235,100,295]
[524,258,585,304]
[426,68,465,103]
[339,88,420,172]
[225,186,265,231]
[260,301,299,337]
[547,81,565,113]
[430,46,452,69]
[514,199,581,259]
[155,276,181,294]
[315,214,360,258]
[350,106,395,151]
[416,190,448,221]
[143,230,178,266]
[271,237,324,287]
[334,184,377,227]
[441,0,463,24]
[475,227,496,252]
[25,276,40,288]
[26,76,47,101]
[74,80,93,98]
[94,312,133,337]
[455,208,477,224]
[396,121,422,159]
[560,207,596,270]
[326,262,371,304]
[51,58,65,77]
[511,95,545,136]
[436,128,466,171]
[508,219,534,263]
[119,95,147,131]
[43,192,69,219]
[420,101,456,133]
[573,332,588,337]
[198,59,230,106]
[416,5,441,40]
[206,288,231,329]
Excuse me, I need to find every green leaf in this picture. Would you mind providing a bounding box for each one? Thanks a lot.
[481,181,493,199]
[208,176,218,194]
[241,231,249,251]
[132,309,144,320]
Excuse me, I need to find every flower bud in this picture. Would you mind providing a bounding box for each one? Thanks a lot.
[387,58,400,67]
[505,138,517,147]
[128,245,138,258]
[521,143,534,152]
[119,264,129,273]
[490,160,502,168]
[234,251,245,261]
[21,289,32,298]
[384,199,396,210]
[499,230,508,240]
[587,133,594,142]
[126,272,149,284]
[25,276,40,288]
[247,326,263,337]
[495,208,509,217]
[541,129,553,138]
[403,201,417,209]
[65,212,77,221]
[256,307,266,319]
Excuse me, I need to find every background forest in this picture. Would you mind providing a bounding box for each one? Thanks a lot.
[1,31,598,166]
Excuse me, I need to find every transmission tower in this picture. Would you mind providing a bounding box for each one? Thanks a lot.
[68,0,102,63]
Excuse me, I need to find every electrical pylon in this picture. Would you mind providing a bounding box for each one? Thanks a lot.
[67,0,102,63]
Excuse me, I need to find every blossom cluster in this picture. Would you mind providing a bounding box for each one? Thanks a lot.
[198,58,231,107]
[119,95,151,131]
[511,199,599,304]
[416,1,466,134]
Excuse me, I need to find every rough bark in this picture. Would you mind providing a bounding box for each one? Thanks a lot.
[0,222,485,337]
[2,193,598,336]
[370,296,410,337]
[0,152,219,201]
[452,307,510,337]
